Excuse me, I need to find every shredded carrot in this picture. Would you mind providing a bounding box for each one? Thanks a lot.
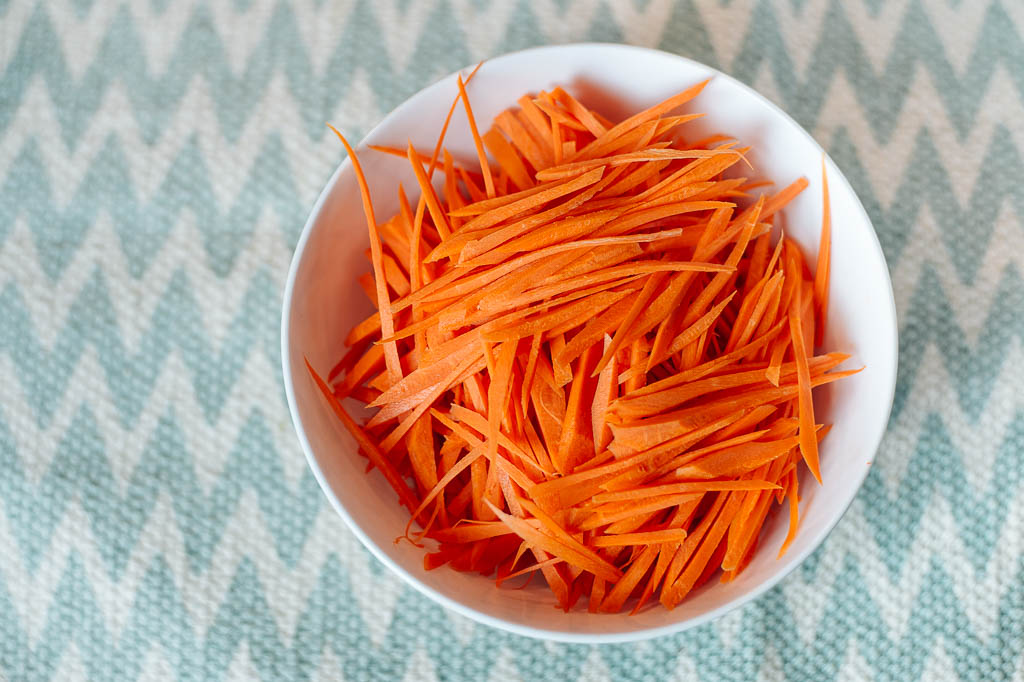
[790,311,822,483]
[592,529,689,547]
[406,142,452,240]
[483,128,534,191]
[305,359,419,514]
[814,156,831,347]
[458,74,495,198]
[327,125,403,386]
[315,78,855,613]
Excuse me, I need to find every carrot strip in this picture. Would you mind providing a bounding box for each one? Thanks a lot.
[600,545,658,613]
[591,336,617,455]
[488,503,622,581]
[430,521,514,544]
[487,340,518,462]
[520,332,542,415]
[305,359,419,513]
[517,96,556,162]
[328,125,403,385]
[592,529,689,547]
[367,144,442,167]
[790,311,821,483]
[495,110,550,171]
[551,87,608,136]
[534,94,588,131]
[537,148,741,182]
[458,166,486,202]
[553,343,599,474]
[778,467,801,557]
[762,177,809,220]
[428,62,484,173]
[591,479,780,505]
[576,79,709,161]
[483,128,534,191]
[814,157,831,347]
[457,167,604,235]
[674,436,799,479]
[379,353,485,450]
[458,74,495,198]
[407,142,452,241]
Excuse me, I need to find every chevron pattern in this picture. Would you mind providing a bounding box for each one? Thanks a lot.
[1,0,1022,680]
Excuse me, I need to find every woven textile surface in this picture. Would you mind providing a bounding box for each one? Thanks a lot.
[1,0,1022,680]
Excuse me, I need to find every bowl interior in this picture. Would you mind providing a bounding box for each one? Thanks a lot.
[282,44,897,642]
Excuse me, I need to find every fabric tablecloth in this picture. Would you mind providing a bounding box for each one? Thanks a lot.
[1,1,1021,680]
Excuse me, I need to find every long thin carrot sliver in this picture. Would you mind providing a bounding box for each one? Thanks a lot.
[305,359,419,513]
[789,311,821,483]
[457,74,495,198]
[814,156,831,347]
[328,125,403,387]
[427,61,484,177]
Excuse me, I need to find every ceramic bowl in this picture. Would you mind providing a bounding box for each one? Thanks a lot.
[281,43,898,643]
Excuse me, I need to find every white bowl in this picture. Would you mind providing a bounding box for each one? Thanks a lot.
[281,44,898,643]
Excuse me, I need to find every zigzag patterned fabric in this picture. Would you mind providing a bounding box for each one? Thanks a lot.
[1,0,1022,680]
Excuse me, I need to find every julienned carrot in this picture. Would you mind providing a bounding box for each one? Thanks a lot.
[313,76,856,614]
[535,147,742,182]
[305,359,419,514]
[814,157,831,347]
[458,74,495,199]
[407,143,452,240]
[592,529,689,547]
[327,125,403,387]
[790,311,822,483]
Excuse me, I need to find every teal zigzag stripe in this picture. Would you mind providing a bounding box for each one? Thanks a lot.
[3,0,1021,148]
[893,263,1023,421]
[0,134,304,280]
[0,268,280,428]
[0,1,474,147]
[829,125,1024,284]
[861,411,1024,577]
[725,0,1024,141]
[0,541,1019,681]
[0,404,323,578]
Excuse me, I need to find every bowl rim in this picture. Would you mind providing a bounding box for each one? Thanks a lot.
[281,42,899,644]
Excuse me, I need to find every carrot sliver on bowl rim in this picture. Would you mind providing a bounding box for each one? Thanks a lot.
[305,67,860,614]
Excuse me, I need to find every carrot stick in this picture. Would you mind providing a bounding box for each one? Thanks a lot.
[427,61,484,175]
[457,167,604,234]
[407,142,452,241]
[306,359,419,513]
[576,79,709,161]
[553,343,599,474]
[457,74,495,198]
[488,503,622,581]
[495,110,551,171]
[790,311,821,483]
[762,177,809,220]
[483,128,534,191]
[592,529,689,547]
[551,87,608,136]
[536,148,742,182]
[778,467,801,557]
[328,125,403,385]
[814,157,831,347]
[591,336,618,455]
